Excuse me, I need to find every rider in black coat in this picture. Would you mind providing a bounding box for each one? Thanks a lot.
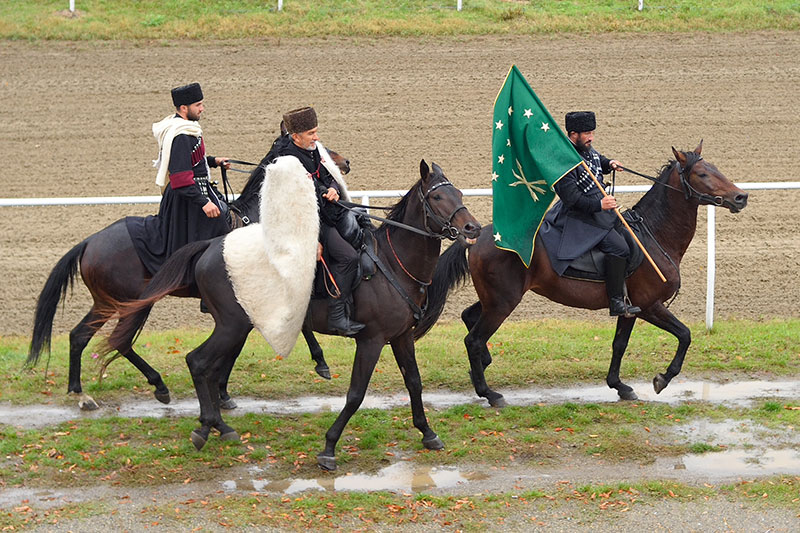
[274,107,365,337]
[546,111,641,317]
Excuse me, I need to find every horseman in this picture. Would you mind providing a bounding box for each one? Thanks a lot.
[543,111,641,317]
[273,106,365,337]
[127,82,232,275]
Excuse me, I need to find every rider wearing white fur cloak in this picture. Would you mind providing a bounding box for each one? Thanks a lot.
[270,106,365,337]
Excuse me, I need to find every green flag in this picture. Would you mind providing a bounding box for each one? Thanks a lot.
[491,65,583,267]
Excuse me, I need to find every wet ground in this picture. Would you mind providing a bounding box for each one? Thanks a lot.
[3,378,798,429]
[2,378,798,500]
[3,379,799,531]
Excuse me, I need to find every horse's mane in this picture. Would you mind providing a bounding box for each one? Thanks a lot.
[231,134,288,212]
[381,176,424,228]
[632,150,702,228]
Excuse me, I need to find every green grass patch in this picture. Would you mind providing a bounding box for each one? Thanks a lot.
[4,319,799,406]
[1,0,799,40]
[2,400,797,488]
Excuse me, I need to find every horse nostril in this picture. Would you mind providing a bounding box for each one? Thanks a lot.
[736,192,748,206]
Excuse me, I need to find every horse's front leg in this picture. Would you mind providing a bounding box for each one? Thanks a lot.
[639,303,691,394]
[606,315,637,400]
[390,332,443,451]
[317,337,383,471]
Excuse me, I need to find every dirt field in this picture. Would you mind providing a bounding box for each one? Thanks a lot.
[2,33,799,337]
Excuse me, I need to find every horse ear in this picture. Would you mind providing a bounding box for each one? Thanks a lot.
[672,146,687,166]
[419,159,430,179]
[280,120,288,136]
[694,139,703,155]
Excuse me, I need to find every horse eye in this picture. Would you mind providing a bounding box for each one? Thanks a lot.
[432,194,442,201]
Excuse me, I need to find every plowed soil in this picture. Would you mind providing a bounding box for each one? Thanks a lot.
[2,33,799,336]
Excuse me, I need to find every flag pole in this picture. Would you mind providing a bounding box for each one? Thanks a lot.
[581,160,667,283]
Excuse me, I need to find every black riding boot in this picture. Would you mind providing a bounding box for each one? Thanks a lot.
[605,255,641,317]
[328,298,365,337]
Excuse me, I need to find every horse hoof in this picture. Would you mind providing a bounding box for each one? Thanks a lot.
[190,430,208,451]
[618,389,639,401]
[154,391,171,405]
[488,395,507,408]
[315,363,331,380]
[78,398,99,411]
[317,454,337,471]
[653,373,669,394]
[220,430,240,442]
[422,435,445,450]
[220,398,238,410]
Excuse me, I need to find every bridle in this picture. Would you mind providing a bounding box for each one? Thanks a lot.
[418,179,469,240]
[619,154,723,207]
[336,178,469,241]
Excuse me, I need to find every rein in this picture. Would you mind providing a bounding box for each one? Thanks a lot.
[619,156,724,207]
[335,179,467,241]
[386,227,432,286]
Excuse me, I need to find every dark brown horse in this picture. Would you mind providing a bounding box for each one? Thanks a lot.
[103,160,481,470]
[27,141,349,411]
[423,143,747,407]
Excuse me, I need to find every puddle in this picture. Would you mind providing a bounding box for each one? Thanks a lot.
[657,418,800,480]
[663,448,800,478]
[240,463,491,495]
[1,379,799,430]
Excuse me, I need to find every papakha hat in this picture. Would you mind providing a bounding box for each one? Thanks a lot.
[171,82,204,107]
[283,107,318,134]
[565,111,596,133]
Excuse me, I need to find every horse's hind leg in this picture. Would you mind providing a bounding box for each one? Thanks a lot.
[607,316,638,400]
[106,314,170,404]
[639,303,691,394]
[463,302,517,408]
[68,308,106,410]
[461,302,492,369]
[217,335,249,410]
[390,332,443,451]
[186,326,250,450]
[304,325,330,380]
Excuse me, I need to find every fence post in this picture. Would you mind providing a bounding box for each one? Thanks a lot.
[706,205,716,330]
[70,0,75,12]
[457,1,462,12]
[278,0,283,11]
[638,1,643,10]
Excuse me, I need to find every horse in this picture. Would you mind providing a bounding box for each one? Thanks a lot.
[26,138,350,411]
[103,159,481,471]
[423,142,748,407]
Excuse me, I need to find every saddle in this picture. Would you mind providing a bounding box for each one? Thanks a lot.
[561,210,646,282]
[311,210,377,300]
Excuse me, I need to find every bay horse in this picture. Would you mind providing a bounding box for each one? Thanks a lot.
[103,159,481,471]
[26,138,349,411]
[422,142,747,407]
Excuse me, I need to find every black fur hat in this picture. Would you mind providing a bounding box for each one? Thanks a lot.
[171,83,203,107]
[565,111,596,133]
[283,107,318,134]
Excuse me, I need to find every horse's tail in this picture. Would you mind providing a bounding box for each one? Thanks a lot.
[414,240,471,340]
[103,240,213,356]
[27,240,88,367]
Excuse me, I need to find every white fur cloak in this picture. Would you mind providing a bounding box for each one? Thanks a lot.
[222,156,319,356]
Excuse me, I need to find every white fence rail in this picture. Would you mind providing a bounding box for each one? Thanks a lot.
[4,182,799,330]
